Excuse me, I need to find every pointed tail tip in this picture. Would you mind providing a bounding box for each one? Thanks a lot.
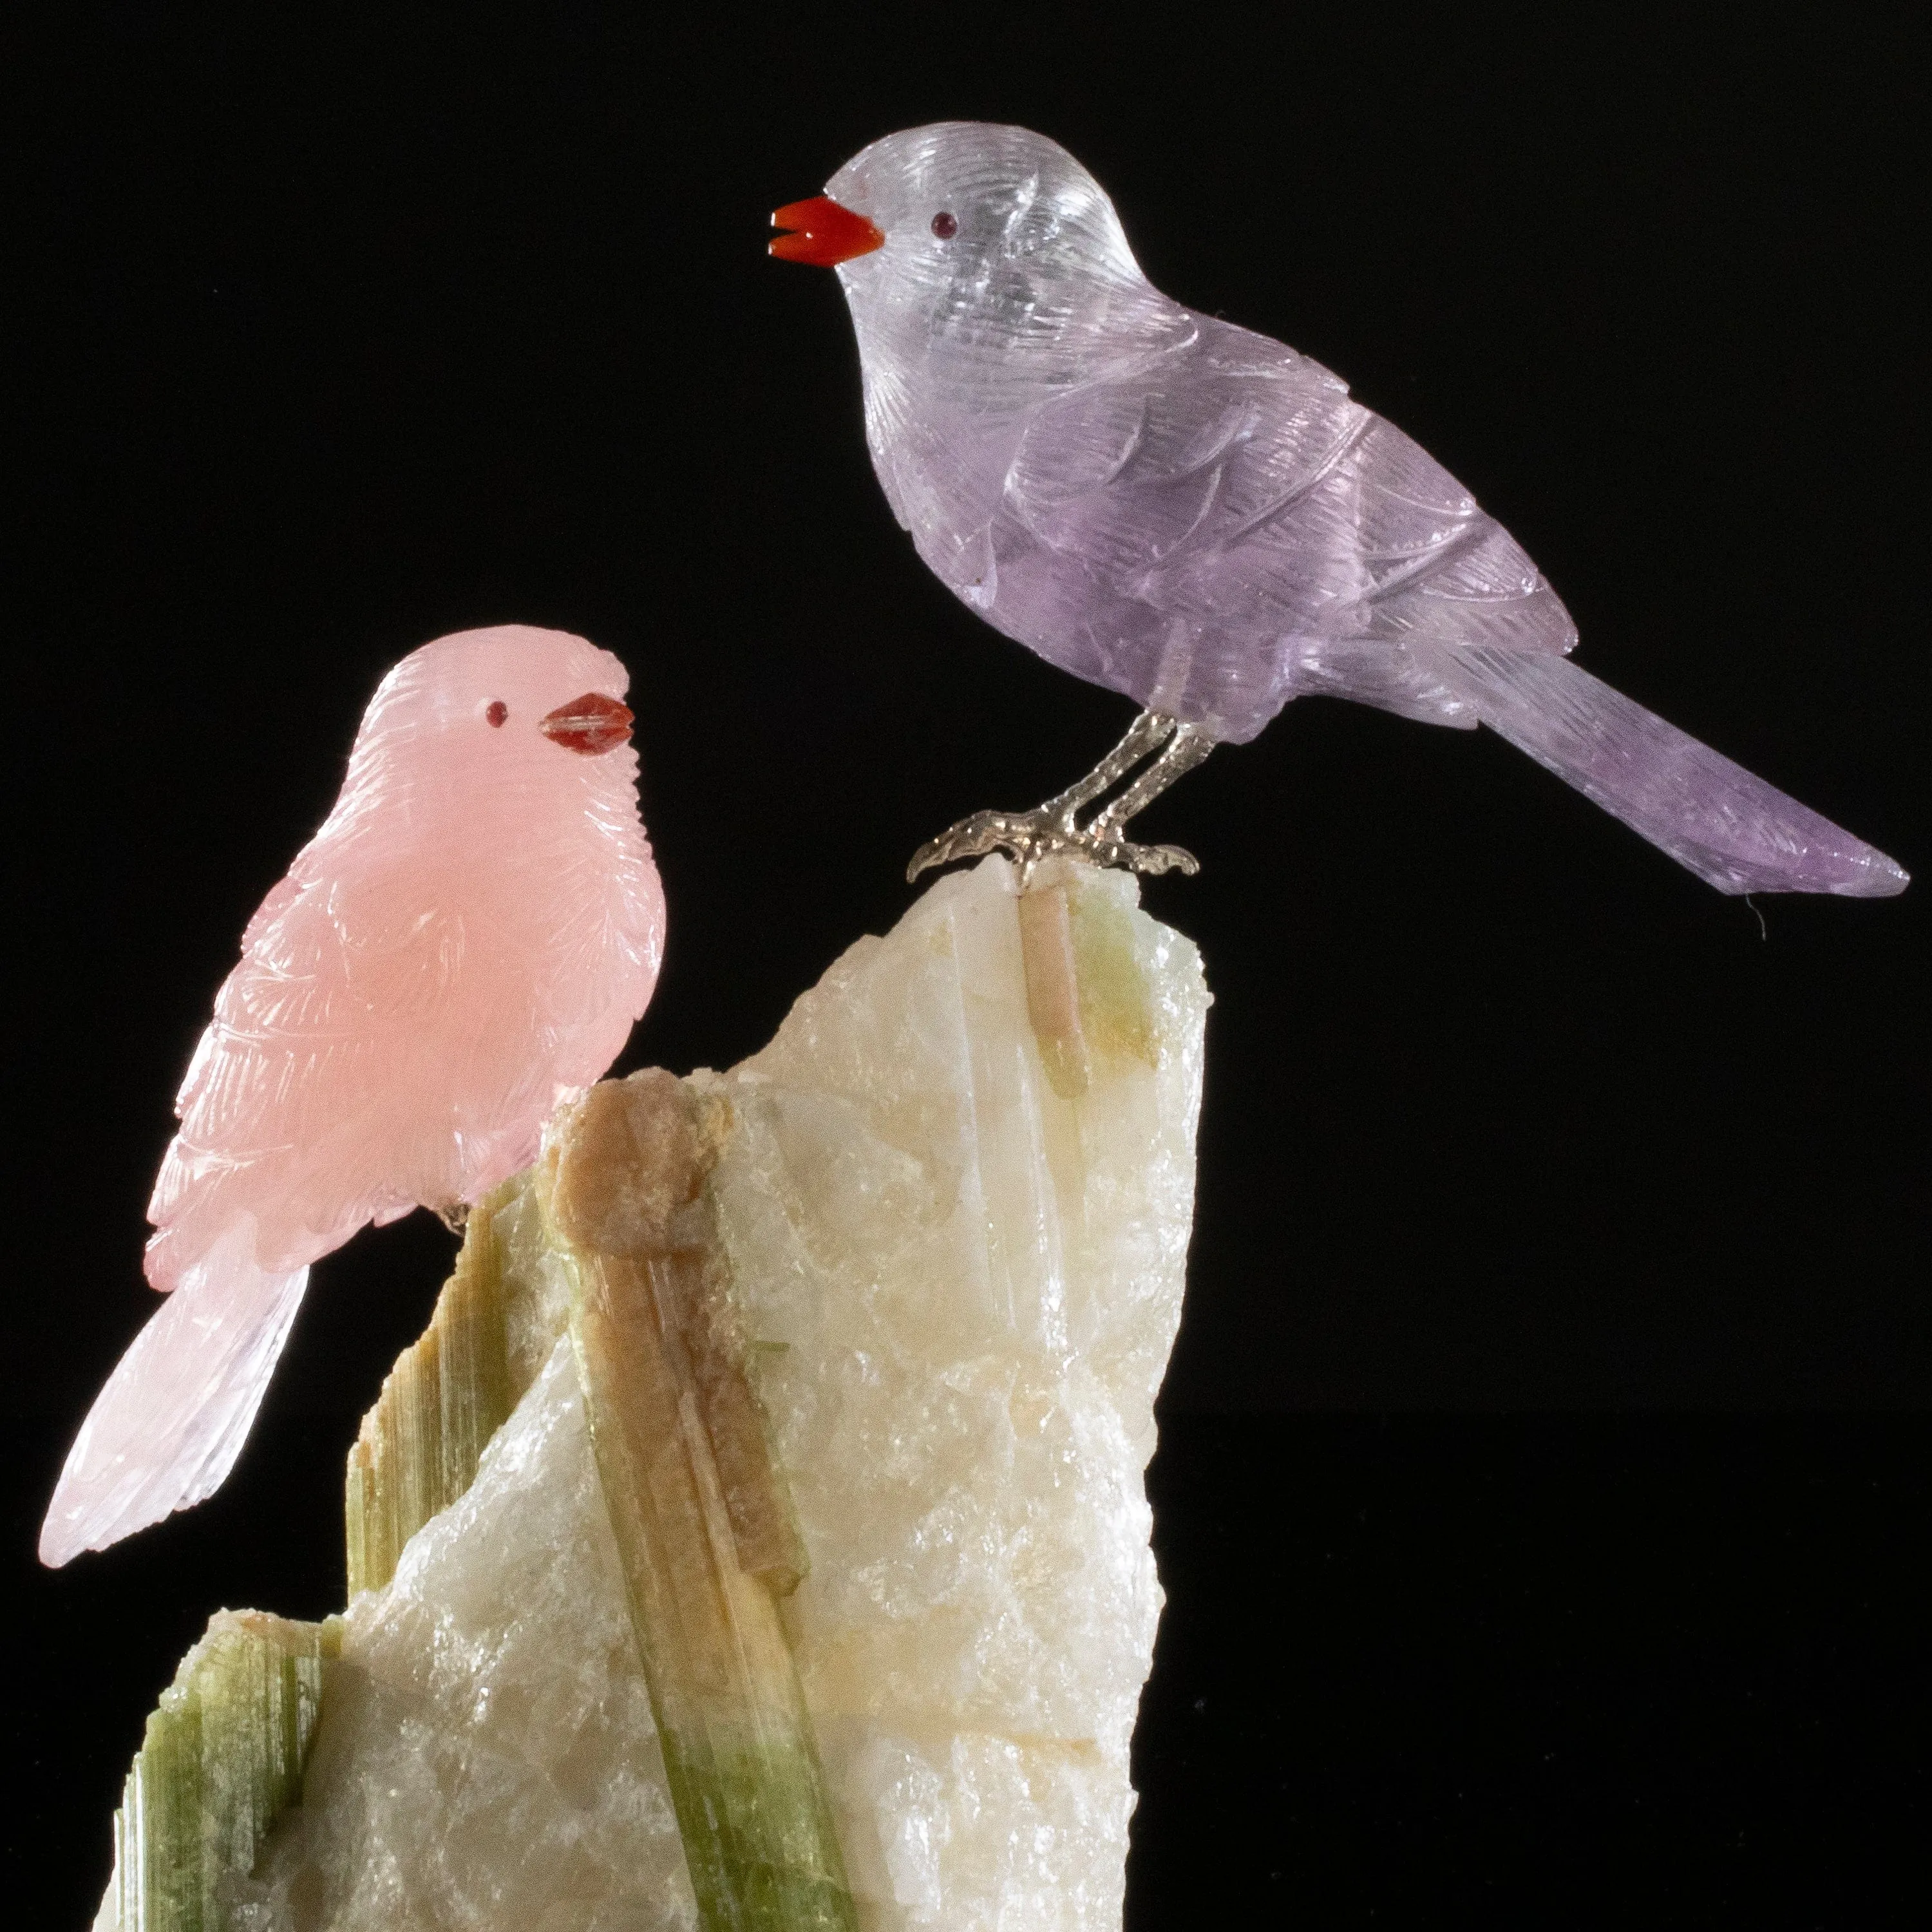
[1704,837,1908,900]
[39,1466,99,1569]
[1716,851,1908,898]
[1822,847,1909,898]
[37,1473,163,1568]
[1863,853,1909,898]
[36,1490,129,1569]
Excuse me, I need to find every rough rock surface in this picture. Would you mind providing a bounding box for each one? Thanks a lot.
[236,1341,694,1930]
[128,855,1206,1931]
[708,859,1207,1929]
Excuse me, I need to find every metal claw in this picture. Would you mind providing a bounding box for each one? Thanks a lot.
[908,712,1213,886]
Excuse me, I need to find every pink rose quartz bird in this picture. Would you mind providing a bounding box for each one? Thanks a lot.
[41,626,666,1567]
[773,122,1906,897]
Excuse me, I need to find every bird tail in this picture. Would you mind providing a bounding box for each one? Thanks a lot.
[1438,646,1908,897]
[39,1220,309,1567]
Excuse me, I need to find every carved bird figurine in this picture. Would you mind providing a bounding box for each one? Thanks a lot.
[41,625,667,1566]
[773,121,1904,898]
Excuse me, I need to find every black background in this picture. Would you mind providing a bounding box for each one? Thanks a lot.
[6,3,1926,1923]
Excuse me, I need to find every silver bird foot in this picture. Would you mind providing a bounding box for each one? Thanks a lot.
[907,806,1201,884]
[907,712,1215,886]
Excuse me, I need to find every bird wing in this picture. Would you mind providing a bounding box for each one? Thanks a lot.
[39,1222,308,1564]
[151,797,657,1285]
[1005,340,1374,619]
[999,323,1575,731]
[146,840,477,1285]
[176,868,462,1151]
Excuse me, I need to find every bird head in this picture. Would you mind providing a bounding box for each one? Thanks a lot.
[773,123,1172,400]
[341,627,640,818]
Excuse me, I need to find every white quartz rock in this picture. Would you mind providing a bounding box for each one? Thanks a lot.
[706,858,1207,1929]
[232,855,1207,1931]
[234,1338,697,1931]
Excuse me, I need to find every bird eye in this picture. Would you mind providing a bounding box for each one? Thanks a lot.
[931,211,958,240]
[486,701,508,728]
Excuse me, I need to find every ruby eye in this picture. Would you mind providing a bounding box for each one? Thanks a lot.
[931,211,958,239]
[486,701,508,728]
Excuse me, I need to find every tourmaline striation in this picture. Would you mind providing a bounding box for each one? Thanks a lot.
[93,1612,339,1932]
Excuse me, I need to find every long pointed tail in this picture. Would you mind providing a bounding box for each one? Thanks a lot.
[1441,647,1908,896]
[40,1222,308,1566]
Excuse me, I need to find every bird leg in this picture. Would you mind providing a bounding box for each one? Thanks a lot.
[1087,722,1217,839]
[907,712,1215,886]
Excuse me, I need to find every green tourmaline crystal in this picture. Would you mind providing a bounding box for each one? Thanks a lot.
[105,1611,339,1932]
[343,1168,564,1598]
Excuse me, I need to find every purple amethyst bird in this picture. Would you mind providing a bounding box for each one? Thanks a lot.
[772,122,1904,896]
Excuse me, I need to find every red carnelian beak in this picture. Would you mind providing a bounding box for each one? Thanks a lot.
[540,691,633,755]
[770,195,885,267]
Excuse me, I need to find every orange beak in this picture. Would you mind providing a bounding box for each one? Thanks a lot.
[540,692,633,756]
[770,195,885,267]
